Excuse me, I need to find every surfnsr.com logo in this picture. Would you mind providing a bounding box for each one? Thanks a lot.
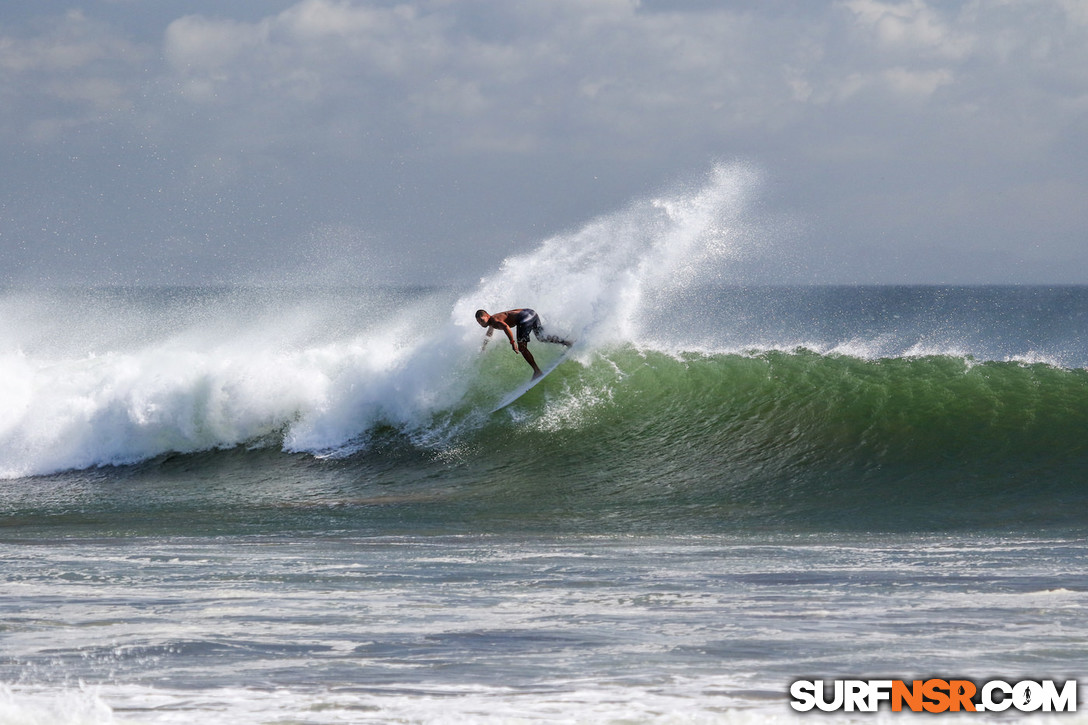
[790,679,1078,713]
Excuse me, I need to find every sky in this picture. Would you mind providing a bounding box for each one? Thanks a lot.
[1,0,1086,286]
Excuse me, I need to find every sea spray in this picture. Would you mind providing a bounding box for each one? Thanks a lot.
[453,162,763,348]
[0,286,465,477]
[0,164,766,477]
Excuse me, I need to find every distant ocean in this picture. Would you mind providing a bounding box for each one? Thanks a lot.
[3,167,1087,722]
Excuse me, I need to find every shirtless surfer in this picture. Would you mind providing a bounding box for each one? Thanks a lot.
[476,308,572,378]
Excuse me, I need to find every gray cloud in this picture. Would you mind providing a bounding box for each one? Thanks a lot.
[2,0,1087,285]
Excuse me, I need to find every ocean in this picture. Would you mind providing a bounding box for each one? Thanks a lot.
[3,168,1087,722]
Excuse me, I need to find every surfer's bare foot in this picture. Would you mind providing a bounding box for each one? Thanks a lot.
[531,370,543,380]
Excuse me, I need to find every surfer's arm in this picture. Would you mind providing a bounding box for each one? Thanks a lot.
[480,327,494,352]
[498,323,518,352]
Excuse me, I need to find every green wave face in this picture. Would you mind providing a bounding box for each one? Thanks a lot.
[448,348,1088,532]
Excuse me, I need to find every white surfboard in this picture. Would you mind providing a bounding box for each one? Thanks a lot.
[490,352,569,413]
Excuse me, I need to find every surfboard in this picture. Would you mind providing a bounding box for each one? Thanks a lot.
[490,351,569,413]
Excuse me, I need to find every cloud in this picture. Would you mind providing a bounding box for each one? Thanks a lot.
[151,1,797,160]
[840,0,974,59]
[164,15,266,74]
[143,0,1087,165]
[2,0,1088,284]
[0,10,127,71]
[0,10,147,141]
[8,0,1088,154]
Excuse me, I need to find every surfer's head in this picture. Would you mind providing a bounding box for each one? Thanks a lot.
[475,310,490,327]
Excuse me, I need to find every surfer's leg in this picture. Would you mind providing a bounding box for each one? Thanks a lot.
[532,316,572,347]
[518,342,543,378]
[538,332,572,347]
[534,326,572,347]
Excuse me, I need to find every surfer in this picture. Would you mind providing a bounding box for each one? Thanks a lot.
[476,308,572,378]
